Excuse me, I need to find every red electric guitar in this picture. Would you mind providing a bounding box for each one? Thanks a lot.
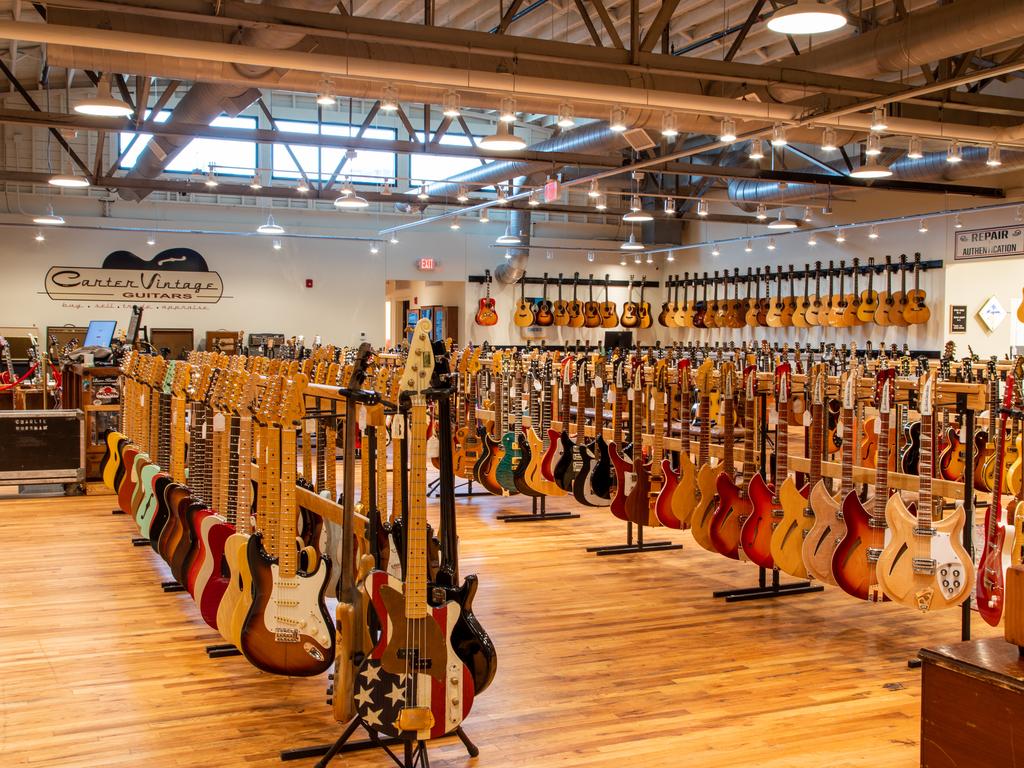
[709,359,754,560]
[977,371,1016,626]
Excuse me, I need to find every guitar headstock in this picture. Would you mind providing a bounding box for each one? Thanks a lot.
[774,361,792,403]
[279,373,308,427]
[468,346,483,376]
[842,367,858,411]
[720,361,735,401]
[695,358,714,396]
[811,364,826,406]
[257,374,283,424]
[920,370,935,418]
[171,361,191,399]
[399,317,435,395]
[744,362,757,402]
[492,349,504,378]
[876,367,896,414]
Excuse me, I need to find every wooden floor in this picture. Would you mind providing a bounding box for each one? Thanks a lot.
[0,483,999,768]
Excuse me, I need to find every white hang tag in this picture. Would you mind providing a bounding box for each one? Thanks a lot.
[874,418,882,435]
[358,407,367,431]
[835,420,843,439]
[802,411,812,427]
[490,381,496,394]
[212,412,226,432]
[590,386,597,398]
[509,386,518,399]
[767,410,778,429]
[533,379,543,392]
[623,471,637,496]
[171,410,178,426]
[650,395,657,412]
[627,387,635,401]
[570,384,579,401]
[594,376,603,389]
[201,422,207,440]
[139,394,145,407]
[392,416,405,440]
[426,434,440,459]
[305,418,315,434]
[959,424,967,442]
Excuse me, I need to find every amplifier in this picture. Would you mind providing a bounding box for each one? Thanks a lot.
[0,409,85,484]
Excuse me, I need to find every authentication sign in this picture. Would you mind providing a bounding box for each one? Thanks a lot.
[43,247,225,304]
[954,225,1024,261]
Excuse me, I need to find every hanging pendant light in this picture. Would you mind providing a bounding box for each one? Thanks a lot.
[768,210,798,229]
[33,204,65,225]
[766,0,847,35]
[620,231,644,250]
[48,171,90,188]
[74,75,133,117]
[850,161,893,179]
[256,213,284,234]
[496,225,521,245]
[480,122,527,151]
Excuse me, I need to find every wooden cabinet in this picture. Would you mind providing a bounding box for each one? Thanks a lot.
[920,637,1024,767]
[62,365,121,482]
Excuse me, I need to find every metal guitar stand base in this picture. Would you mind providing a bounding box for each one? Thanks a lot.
[713,567,824,602]
[427,477,491,499]
[588,521,682,556]
[131,537,150,547]
[205,643,241,659]
[280,717,478,768]
[161,580,185,593]
[111,509,125,515]
[498,494,580,523]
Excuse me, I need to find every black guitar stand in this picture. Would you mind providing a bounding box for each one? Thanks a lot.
[281,717,478,768]
[161,580,185,593]
[205,643,241,659]
[713,566,823,602]
[588,520,682,555]
[426,476,490,498]
[497,493,580,522]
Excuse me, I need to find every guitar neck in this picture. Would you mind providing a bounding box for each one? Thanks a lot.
[919,411,934,529]
[278,423,298,578]
[840,406,855,496]
[873,409,891,520]
[406,397,429,619]
[700,395,712,467]
[809,401,823,487]
[236,414,253,534]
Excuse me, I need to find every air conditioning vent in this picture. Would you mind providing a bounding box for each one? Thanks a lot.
[622,128,655,151]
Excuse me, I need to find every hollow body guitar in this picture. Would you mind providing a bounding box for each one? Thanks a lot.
[709,362,753,560]
[660,359,696,529]
[689,359,725,551]
[876,371,975,613]
[833,367,896,603]
[356,323,475,739]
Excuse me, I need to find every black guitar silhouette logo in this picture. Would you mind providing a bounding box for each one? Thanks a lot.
[101,248,210,272]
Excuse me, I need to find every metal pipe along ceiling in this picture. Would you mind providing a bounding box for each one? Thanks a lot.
[115,0,341,201]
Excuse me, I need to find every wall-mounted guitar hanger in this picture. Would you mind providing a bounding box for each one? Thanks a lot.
[467,274,660,288]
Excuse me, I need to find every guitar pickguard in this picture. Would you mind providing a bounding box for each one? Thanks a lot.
[262,561,333,653]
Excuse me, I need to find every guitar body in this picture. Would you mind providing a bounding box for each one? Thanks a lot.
[584,303,602,328]
[135,464,165,538]
[513,300,535,327]
[857,292,878,323]
[580,435,614,503]
[973,431,993,492]
[552,431,577,491]
[217,531,251,646]
[146,474,175,554]
[769,477,812,579]
[453,426,484,481]
[568,301,585,328]
[765,304,784,328]
[804,302,821,326]
[792,303,810,328]
[185,505,218,595]
[193,513,236,630]
[523,427,564,497]
[474,299,498,326]
[571,439,599,506]
[552,299,570,326]
[432,573,497,696]
[875,299,894,327]
[709,471,750,561]
[118,450,148,513]
[601,304,618,328]
[619,305,639,329]
[900,421,921,476]
[876,493,973,612]
[740,472,777,569]
[239,532,335,676]
[938,427,966,481]
[667,451,698,529]
[475,433,506,496]
[156,483,190,562]
[171,501,208,586]
[535,302,554,327]
[101,432,128,491]
[658,303,675,328]
[832,491,890,602]
[654,458,682,528]
[623,460,656,527]
[608,442,633,522]
[512,433,542,497]
[356,570,474,739]
[977,516,1014,626]
[689,464,724,552]
[638,302,652,329]
[802,481,846,585]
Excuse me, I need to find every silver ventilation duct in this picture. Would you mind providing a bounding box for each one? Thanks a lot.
[889,146,1024,181]
[494,181,531,285]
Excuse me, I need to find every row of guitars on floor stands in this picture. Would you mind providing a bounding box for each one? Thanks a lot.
[658,253,930,330]
[97,327,495,741]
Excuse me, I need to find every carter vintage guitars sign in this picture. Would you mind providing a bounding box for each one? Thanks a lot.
[44,248,225,304]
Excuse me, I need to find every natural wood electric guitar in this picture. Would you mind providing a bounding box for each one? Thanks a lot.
[240,372,335,676]
[876,371,974,612]
[709,361,754,560]
[689,358,724,552]
[355,319,475,739]
[661,358,696,529]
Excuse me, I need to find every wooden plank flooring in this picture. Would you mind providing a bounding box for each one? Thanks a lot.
[0,484,999,767]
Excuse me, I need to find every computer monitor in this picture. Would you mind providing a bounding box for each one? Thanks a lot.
[126,306,142,345]
[83,320,116,348]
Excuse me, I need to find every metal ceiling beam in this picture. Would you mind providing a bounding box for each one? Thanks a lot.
[587,0,624,49]
[573,0,603,47]
[638,0,683,53]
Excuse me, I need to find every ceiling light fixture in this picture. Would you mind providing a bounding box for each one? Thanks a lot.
[954,214,964,229]
[390,234,399,244]
[442,90,462,118]
[528,190,541,207]
[711,244,720,256]
[623,198,653,222]
[496,185,508,205]
[661,112,679,138]
[868,225,879,239]
[417,184,430,201]
[719,118,737,143]
[697,198,709,217]
[620,231,644,250]
[770,123,788,147]
[272,238,282,251]
[835,229,846,243]
[803,206,813,222]
[587,251,596,263]
[588,180,601,199]
[865,133,882,157]
[744,240,753,253]
[380,84,399,112]
[249,175,262,190]
[907,135,924,159]
[749,140,766,160]
[370,242,380,254]
[146,232,156,246]
[34,230,45,242]
[456,186,469,203]
[295,179,310,194]
[316,77,336,106]
[664,198,676,215]
[73,75,133,117]
[756,203,768,221]
[646,252,654,264]
[946,139,963,164]
[766,237,777,251]
[821,127,838,152]
[869,107,888,132]
[808,234,817,246]
[480,122,527,151]
[918,219,929,233]
[556,102,576,129]
[594,194,607,211]
[609,106,628,133]
[496,225,521,245]
[499,97,517,123]
[204,164,219,187]
[849,161,893,178]
[335,189,369,209]
[766,0,847,35]
[987,142,1003,167]
[450,217,461,230]
[48,172,90,188]
[619,255,627,266]
[33,204,65,225]
[256,214,284,235]
[479,210,490,223]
